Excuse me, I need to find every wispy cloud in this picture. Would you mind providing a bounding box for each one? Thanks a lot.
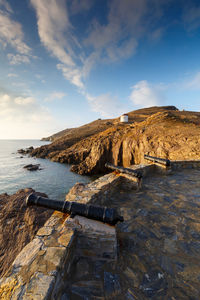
[45,91,66,102]
[7,73,18,78]
[86,92,126,118]
[69,0,93,15]
[182,3,200,31]
[185,72,200,90]
[129,80,165,108]
[7,53,30,65]
[30,0,84,89]
[0,93,50,122]
[31,0,171,88]
[84,0,170,71]
[57,64,84,89]
[0,92,54,138]
[0,0,32,64]
[0,0,12,13]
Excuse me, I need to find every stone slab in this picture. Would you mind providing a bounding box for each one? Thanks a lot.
[12,238,43,269]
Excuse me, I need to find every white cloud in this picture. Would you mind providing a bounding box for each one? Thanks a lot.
[57,64,84,89]
[30,0,84,89]
[186,72,200,90]
[86,92,126,118]
[0,93,50,122]
[69,0,93,15]
[30,0,170,91]
[7,53,30,65]
[129,80,165,108]
[0,0,12,13]
[0,1,32,64]
[0,93,55,139]
[84,0,169,71]
[14,96,35,105]
[45,91,66,102]
[7,73,18,78]
[35,74,46,83]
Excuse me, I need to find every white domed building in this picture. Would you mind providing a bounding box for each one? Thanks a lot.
[120,114,128,123]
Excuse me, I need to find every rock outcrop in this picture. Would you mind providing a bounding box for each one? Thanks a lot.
[23,164,41,171]
[0,189,52,277]
[17,147,34,155]
[31,106,200,175]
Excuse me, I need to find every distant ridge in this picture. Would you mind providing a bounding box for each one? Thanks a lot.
[42,105,178,142]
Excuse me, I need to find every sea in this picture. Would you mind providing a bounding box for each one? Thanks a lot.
[0,140,91,200]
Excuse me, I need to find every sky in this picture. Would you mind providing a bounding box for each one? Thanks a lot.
[0,0,200,139]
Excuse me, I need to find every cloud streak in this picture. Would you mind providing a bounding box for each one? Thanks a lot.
[0,0,32,64]
[129,80,165,108]
[185,72,200,90]
[45,91,66,102]
[30,0,84,89]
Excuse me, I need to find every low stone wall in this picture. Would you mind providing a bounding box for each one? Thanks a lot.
[171,160,200,170]
[0,211,76,299]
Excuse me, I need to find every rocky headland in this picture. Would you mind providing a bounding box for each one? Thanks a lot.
[30,106,200,175]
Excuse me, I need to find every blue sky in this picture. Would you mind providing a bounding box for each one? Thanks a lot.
[0,0,200,138]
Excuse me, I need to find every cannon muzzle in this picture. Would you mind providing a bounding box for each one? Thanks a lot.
[144,155,171,167]
[26,193,124,225]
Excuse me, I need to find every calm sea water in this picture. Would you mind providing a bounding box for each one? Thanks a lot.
[0,140,91,200]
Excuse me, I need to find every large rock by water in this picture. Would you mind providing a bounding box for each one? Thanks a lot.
[31,106,200,175]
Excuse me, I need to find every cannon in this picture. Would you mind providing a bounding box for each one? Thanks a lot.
[26,193,124,225]
[144,155,171,167]
[105,163,142,179]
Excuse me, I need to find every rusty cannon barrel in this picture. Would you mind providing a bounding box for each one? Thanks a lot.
[26,193,124,225]
[144,154,171,167]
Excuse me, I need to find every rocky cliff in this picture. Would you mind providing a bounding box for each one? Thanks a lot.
[31,106,200,175]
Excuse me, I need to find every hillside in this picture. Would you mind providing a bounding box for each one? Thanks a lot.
[31,106,200,175]
[41,118,115,142]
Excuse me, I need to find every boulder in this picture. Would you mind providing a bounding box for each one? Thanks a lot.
[23,164,40,171]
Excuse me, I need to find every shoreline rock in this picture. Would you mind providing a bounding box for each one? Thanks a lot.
[23,164,41,171]
[17,146,34,155]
